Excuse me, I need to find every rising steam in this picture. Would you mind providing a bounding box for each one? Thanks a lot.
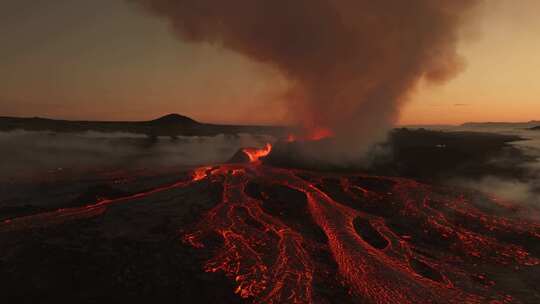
[131,0,479,162]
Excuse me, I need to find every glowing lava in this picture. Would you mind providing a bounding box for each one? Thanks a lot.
[286,134,296,142]
[307,127,333,141]
[180,164,540,303]
[242,143,272,162]
[1,145,539,303]
[285,127,334,143]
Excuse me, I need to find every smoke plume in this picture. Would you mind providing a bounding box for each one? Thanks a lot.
[132,0,479,162]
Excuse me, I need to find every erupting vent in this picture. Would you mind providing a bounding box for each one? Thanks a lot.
[242,143,273,162]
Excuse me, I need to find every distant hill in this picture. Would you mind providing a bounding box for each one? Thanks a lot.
[0,114,290,138]
[400,124,455,130]
[149,113,198,125]
[461,121,540,129]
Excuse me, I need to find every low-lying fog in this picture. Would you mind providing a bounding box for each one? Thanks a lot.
[0,130,273,180]
[425,125,540,211]
[2,126,539,212]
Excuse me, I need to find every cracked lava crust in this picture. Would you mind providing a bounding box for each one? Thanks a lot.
[1,143,539,304]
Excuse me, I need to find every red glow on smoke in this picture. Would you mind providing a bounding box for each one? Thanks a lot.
[307,127,333,141]
[285,127,333,143]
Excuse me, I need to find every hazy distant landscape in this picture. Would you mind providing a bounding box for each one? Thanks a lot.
[2,114,539,210]
[3,0,540,302]
[0,114,289,138]
[2,115,540,303]
[409,122,540,214]
[2,114,538,180]
[0,114,282,180]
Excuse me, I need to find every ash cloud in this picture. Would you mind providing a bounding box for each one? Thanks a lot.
[131,0,480,162]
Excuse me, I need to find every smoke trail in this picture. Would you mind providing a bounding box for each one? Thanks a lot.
[131,0,479,161]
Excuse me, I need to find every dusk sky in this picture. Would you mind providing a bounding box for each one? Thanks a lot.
[1,0,539,125]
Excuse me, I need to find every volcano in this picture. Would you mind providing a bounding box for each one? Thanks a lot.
[1,141,539,303]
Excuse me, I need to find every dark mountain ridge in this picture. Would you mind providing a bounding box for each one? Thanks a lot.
[461,120,540,129]
[0,114,289,138]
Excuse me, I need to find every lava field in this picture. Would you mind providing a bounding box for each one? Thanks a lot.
[1,144,539,303]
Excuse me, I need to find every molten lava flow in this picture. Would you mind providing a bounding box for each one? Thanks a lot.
[182,165,539,303]
[1,145,539,303]
[242,143,272,162]
[0,166,212,231]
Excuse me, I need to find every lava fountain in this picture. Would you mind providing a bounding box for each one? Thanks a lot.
[242,143,273,163]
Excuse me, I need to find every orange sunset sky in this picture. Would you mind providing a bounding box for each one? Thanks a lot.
[1,0,539,125]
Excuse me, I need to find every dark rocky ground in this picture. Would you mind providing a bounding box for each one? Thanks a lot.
[0,177,246,303]
[1,129,539,303]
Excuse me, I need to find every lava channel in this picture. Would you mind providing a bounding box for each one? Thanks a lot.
[1,144,539,304]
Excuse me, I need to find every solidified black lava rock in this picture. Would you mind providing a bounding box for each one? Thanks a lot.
[263,140,332,170]
[409,257,444,283]
[245,182,328,244]
[352,217,389,250]
[71,184,128,206]
[228,149,251,163]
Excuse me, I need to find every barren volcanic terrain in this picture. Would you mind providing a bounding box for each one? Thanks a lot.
[1,131,539,303]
